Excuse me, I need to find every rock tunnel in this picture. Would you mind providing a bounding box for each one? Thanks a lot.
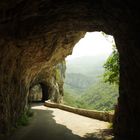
[40,83,50,102]
[29,83,50,102]
[0,0,140,139]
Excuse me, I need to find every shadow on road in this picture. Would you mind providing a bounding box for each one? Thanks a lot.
[2,103,114,140]
[84,129,114,140]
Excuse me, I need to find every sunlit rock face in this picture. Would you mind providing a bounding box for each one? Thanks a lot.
[49,61,66,103]
[29,61,66,103]
[29,85,42,101]
[0,0,140,139]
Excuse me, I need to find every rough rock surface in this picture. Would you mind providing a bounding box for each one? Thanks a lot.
[0,0,140,139]
[29,61,66,103]
[29,84,42,101]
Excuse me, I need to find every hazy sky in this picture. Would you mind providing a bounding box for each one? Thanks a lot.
[66,32,114,60]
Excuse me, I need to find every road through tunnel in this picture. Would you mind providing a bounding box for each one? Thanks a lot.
[0,1,140,139]
[29,83,51,103]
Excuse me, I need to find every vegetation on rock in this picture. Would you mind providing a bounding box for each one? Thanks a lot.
[16,107,34,127]
[103,45,119,85]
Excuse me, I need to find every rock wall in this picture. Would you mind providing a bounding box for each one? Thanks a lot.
[49,61,66,103]
[0,0,140,138]
[29,61,66,103]
[29,84,42,101]
[0,32,85,133]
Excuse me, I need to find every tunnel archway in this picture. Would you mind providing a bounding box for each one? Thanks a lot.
[0,1,139,139]
[29,83,51,103]
[64,32,119,112]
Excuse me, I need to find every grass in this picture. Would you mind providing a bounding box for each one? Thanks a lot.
[16,108,34,127]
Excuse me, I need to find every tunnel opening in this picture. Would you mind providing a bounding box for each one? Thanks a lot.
[29,83,50,103]
[40,83,50,102]
[29,84,42,103]
[0,1,139,139]
[63,31,119,112]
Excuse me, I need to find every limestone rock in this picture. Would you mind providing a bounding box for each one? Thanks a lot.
[0,1,140,139]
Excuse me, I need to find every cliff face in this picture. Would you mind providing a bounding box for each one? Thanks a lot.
[29,61,66,103]
[0,0,140,139]
[0,32,84,133]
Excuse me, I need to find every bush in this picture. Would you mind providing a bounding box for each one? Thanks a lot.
[16,108,34,127]
[17,113,29,126]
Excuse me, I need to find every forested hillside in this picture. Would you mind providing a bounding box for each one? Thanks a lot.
[64,80,118,111]
[64,73,93,94]
[63,55,118,111]
[64,55,107,93]
[79,81,118,111]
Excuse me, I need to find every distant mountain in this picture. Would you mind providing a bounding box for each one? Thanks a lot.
[64,73,93,94]
[63,80,118,111]
[65,55,109,76]
[63,55,118,111]
[64,55,109,94]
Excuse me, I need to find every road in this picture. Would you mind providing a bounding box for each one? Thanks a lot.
[9,103,111,140]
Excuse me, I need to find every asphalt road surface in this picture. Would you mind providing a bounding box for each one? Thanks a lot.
[9,103,110,140]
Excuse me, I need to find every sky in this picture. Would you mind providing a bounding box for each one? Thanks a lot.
[66,32,114,60]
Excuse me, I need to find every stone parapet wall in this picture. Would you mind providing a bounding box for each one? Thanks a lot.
[44,101,114,122]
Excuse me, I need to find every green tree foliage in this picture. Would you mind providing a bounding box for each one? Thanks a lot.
[103,45,119,85]
[55,69,61,81]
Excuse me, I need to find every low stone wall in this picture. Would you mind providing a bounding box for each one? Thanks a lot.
[44,101,114,122]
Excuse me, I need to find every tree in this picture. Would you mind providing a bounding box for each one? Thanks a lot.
[103,45,119,85]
